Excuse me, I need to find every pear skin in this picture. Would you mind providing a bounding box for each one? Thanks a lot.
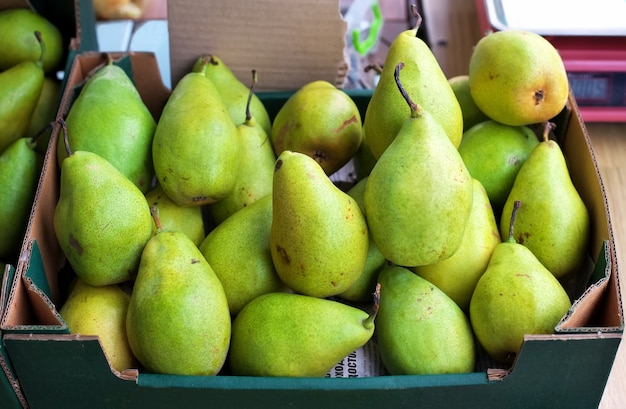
[126,213,231,376]
[229,292,375,377]
[59,279,138,373]
[152,70,241,206]
[448,75,489,132]
[471,201,572,363]
[412,178,501,311]
[145,184,205,246]
[270,150,368,298]
[54,126,154,286]
[364,63,473,267]
[271,80,363,175]
[499,127,590,279]
[192,55,272,134]
[376,265,476,375]
[338,177,387,303]
[0,9,63,73]
[0,31,45,154]
[458,120,539,217]
[200,195,287,316]
[0,136,41,260]
[363,27,463,159]
[58,62,157,193]
[469,30,569,126]
[209,70,275,224]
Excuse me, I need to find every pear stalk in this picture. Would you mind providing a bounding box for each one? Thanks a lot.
[58,118,72,157]
[393,62,423,118]
[34,31,45,65]
[363,282,381,330]
[507,200,522,242]
[245,69,258,122]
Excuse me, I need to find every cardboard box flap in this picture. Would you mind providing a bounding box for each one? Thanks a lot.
[167,0,349,91]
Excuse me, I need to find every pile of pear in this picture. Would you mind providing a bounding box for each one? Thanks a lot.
[0,8,64,266]
[55,25,590,379]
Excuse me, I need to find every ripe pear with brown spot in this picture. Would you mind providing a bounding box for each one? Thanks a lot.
[469,30,569,126]
[270,150,368,298]
[271,80,362,175]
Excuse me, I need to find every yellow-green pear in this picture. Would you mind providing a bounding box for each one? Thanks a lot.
[59,279,138,373]
[271,80,362,175]
[470,200,572,363]
[27,76,61,154]
[192,55,272,135]
[57,61,157,193]
[145,184,205,246]
[229,292,376,377]
[352,126,377,181]
[364,63,473,267]
[412,179,500,311]
[338,177,387,303]
[53,122,154,286]
[0,31,45,154]
[468,30,569,126]
[126,209,231,376]
[0,135,42,261]
[200,195,288,316]
[376,265,476,375]
[270,150,368,298]
[152,69,240,206]
[458,120,539,218]
[448,75,489,132]
[500,124,590,280]
[210,70,275,224]
[0,8,63,73]
[363,17,462,159]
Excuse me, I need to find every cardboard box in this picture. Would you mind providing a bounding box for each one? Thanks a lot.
[0,50,623,409]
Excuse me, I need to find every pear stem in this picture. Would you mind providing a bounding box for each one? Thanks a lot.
[409,4,423,36]
[29,121,54,145]
[363,282,381,330]
[245,69,258,122]
[34,31,45,65]
[150,206,163,233]
[508,200,522,242]
[542,121,556,143]
[58,118,72,157]
[364,63,383,75]
[394,62,423,118]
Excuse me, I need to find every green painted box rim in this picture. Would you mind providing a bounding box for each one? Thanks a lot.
[1,51,623,408]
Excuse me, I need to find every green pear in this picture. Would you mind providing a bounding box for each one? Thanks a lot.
[210,70,276,224]
[271,80,362,175]
[0,8,63,73]
[126,209,231,376]
[500,124,590,280]
[59,278,138,373]
[200,195,287,316]
[412,178,500,311]
[53,122,154,286]
[470,200,572,363]
[364,63,473,267]
[458,120,539,218]
[469,30,569,126]
[270,150,368,298]
[145,184,205,246]
[0,31,45,154]
[337,177,387,303]
[0,135,42,260]
[57,61,157,193]
[192,55,272,135]
[27,76,61,154]
[152,69,240,206]
[229,292,376,377]
[352,126,377,181]
[363,22,462,159]
[376,265,476,375]
[448,75,489,132]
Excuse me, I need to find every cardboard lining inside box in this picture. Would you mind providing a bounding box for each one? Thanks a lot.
[0,51,623,408]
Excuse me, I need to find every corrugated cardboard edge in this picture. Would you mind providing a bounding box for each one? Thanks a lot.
[167,0,349,91]
[556,95,623,332]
